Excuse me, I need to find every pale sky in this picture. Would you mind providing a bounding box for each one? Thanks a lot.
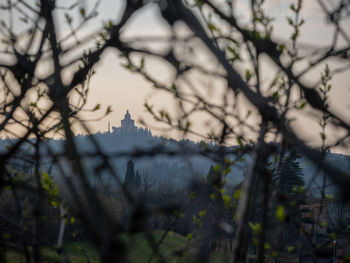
[1,0,349,153]
[78,1,350,152]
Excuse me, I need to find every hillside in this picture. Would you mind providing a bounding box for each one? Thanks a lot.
[1,111,349,194]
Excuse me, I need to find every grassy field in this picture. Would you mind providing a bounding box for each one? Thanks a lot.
[5,231,228,263]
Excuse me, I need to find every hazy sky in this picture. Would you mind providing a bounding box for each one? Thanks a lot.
[1,0,349,153]
[72,1,350,151]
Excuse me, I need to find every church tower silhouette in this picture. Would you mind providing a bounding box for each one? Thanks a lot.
[120,110,137,131]
[110,110,151,136]
[121,110,135,130]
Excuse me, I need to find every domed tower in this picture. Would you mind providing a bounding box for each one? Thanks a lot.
[121,110,135,129]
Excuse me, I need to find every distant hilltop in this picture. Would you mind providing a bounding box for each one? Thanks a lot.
[75,110,152,138]
[1,110,350,195]
[108,110,152,136]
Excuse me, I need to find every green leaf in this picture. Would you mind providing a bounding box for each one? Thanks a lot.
[272,91,279,101]
[64,13,73,25]
[299,101,307,109]
[79,8,85,18]
[207,23,217,31]
[105,105,113,115]
[227,46,241,61]
[222,195,231,209]
[199,210,207,218]
[245,70,252,81]
[264,242,271,250]
[214,164,220,172]
[320,132,326,140]
[51,201,59,208]
[290,3,296,11]
[278,44,286,53]
[275,205,286,222]
[92,104,101,111]
[233,189,240,200]
[186,233,193,241]
[237,136,243,147]
[246,110,251,118]
[195,0,204,6]
[222,167,231,176]
[249,222,261,234]
[271,251,279,257]
[325,194,333,201]
[184,121,191,133]
[273,154,278,164]
[291,30,299,41]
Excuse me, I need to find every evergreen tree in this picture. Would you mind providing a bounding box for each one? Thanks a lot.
[274,151,305,194]
[272,151,305,245]
[205,164,221,185]
[124,160,140,190]
[206,165,215,184]
[135,170,141,189]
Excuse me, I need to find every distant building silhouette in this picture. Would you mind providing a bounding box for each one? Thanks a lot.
[121,110,135,129]
[111,110,151,136]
